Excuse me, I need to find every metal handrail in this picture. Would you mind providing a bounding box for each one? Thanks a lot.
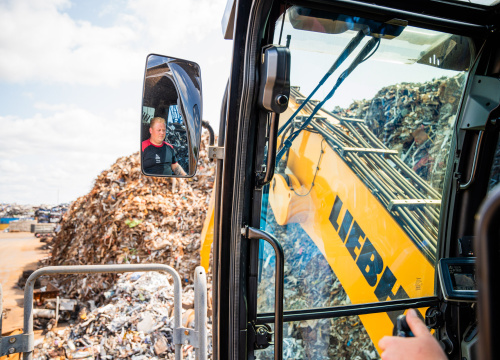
[245,226,284,360]
[14,264,207,360]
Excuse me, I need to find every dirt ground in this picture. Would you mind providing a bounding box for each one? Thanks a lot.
[0,232,49,333]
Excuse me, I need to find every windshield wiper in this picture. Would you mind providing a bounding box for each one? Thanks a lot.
[278,29,366,137]
[276,36,381,166]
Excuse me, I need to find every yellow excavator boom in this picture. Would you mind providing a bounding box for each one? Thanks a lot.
[200,85,439,350]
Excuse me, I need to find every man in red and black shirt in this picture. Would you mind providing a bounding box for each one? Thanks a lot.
[142,117,187,176]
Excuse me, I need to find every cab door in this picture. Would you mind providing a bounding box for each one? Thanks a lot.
[215,1,496,359]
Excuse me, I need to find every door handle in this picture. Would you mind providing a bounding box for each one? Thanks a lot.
[243,226,284,360]
[459,131,483,190]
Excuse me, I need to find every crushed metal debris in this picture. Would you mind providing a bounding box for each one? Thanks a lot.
[33,271,209,360]
[333,74,464,192]
[41,132,215,300]
[30,132,215,359]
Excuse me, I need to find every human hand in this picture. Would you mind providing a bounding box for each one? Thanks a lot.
[378,309,447,360]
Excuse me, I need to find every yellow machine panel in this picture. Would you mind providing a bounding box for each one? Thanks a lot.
[269,129,434,349]
[200,87,439,352]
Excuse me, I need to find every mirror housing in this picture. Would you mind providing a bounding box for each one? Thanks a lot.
[141,54,202,177]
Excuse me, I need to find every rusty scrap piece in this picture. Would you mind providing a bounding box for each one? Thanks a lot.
[32,283,59,304]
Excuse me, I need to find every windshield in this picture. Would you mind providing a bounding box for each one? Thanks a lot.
[256,6,476,359]
[279,7,473,111]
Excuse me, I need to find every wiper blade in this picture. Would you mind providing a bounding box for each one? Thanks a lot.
[276,37,381,166]
[278,29,366,137]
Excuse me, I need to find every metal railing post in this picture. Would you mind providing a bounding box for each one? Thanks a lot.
[194,266,207,360]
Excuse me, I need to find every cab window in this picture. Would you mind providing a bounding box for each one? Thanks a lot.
[256,5,474,358]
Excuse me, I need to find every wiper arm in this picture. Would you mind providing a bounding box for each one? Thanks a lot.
[278,29,366,137]
[276,37,381,166]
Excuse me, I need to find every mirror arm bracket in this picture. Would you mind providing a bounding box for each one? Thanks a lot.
[202,120,215,146]
[208,146,225,160]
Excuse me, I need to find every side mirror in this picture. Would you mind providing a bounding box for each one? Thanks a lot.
[141,54,202,177]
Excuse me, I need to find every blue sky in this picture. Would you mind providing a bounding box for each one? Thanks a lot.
[0,0,232,205]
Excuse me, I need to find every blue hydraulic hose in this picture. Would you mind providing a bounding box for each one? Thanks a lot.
[276,37,380,166]
[277,30,366,137]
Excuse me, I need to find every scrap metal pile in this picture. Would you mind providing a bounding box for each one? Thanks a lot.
[333,73,464,192]
[0,204,68,219]
[257,213,377,360]
[31,74,462,359]
[281,74,465,264]
[31,132,214,359]
[33,271,204,360]
[42,132,215,301]
[0,204,34,218]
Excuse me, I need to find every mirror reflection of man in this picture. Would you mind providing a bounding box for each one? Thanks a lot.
[142,117,187,176]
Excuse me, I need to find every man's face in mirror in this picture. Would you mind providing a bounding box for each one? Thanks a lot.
[149,119,166,145]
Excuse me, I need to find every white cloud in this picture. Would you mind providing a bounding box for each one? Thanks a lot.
[126,0,225,46]
[34,102,75,111]
[0,0,231,87]
[0,1,141,86]
[0,0,233,204]
[0,105,138,155]
[0,158,27,175]
[0,0,232,124]
[0,104,138,204]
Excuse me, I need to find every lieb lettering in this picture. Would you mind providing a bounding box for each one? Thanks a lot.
[374,266,409,302]
[356,238,384,287]
[345,221,364,260]
[329,195,409,302]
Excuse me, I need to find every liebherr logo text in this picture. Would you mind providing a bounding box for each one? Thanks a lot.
[329,195,409,303]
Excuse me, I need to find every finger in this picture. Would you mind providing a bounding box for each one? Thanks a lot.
[378,335,394,350]
[406,308,430,337]
[380,351,396,360]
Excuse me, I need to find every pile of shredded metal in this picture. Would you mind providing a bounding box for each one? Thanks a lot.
[334,74,464,192]
[32,132,214,359]
[33,271,206,360]
[42,132,215,301]
[0,204,36,218]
